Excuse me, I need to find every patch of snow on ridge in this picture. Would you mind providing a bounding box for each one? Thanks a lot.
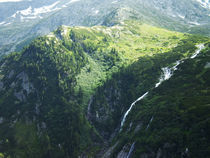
[0,0,24,2]
[0,21,6,25]
[11,1,61,20]
[4,22,11,26]
[189,21,201,26]
[178,14,185,19]
[11,6,32,18]
[67,0,80,4]
[195,0,210,9]
[33,1,60,16]
[112,0,118,3]
[19,6,32,16]
[95,10,99,14]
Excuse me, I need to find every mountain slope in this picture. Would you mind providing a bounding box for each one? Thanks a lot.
[0,0,209,56]
[107,43,210,158]
[0,21,208,157]
[0,35,96,158]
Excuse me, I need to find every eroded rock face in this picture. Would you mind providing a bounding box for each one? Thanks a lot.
[0,81,4,91]
[17,72,34,95]
[8,70,14,79]
[13,71,35,101]
[0,117,4,124]
[134,122,143,133]
[117,144,129,158]
[102,142,119,158]
[205,62,210,68]
[14,90,26,102]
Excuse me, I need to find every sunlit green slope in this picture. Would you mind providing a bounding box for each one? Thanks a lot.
[0,21,208,157]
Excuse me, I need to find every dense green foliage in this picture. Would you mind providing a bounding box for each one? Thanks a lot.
[0,20,209,158]
[0,36,96,158]
[89,36,207,138]
[105,42,210,158]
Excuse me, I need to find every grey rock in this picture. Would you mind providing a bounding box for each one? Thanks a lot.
[134,123,143,133]
[156,148,162,158]
[17,71,34,94]
[205,62,210,68]
[8,70,14,79]
[102,141,119,158]
[0,117,4,124]
[14,90,26,102]
[0,81,4,90]
[117,144,129,158]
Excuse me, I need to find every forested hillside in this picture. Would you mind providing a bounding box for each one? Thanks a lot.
[0,20,209,158]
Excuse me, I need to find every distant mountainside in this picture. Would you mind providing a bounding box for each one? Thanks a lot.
[0,1,210,158]
[0,19,209,157]
[0,0,210,56]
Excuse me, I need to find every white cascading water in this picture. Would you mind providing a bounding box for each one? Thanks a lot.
[146,116,154,130]
[127,142,135,158]
[155,60,183,88]
[191,44,205,59]
[120,92,148,131]
[120,44,205,130]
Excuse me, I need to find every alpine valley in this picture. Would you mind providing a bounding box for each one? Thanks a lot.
[0,0,210,158]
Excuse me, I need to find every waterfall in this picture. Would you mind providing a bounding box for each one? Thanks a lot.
[191,44,205,59]
[155,60,183,88]
[127,142,135,158]
[120,92,148,130]
[87,96,93,120]
[120,44,205,131]
[146,116,154,130]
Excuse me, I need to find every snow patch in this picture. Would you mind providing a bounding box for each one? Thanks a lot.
[178,14,185,19]
[20,6,32,16]
[4,22,11,26]
[33,1,60,16]
[67,0,80,5]
[195,0,210,9]
[112,0,118,3]
[11,1,61,21]
[188,21,201,26]
[95,10,99,14]
[0,21,6,25]
[0,0,24,2]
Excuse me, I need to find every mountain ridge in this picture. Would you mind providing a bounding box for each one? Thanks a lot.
[1,20,209,157]
[0,1,210,157]
[0,0,210,56]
